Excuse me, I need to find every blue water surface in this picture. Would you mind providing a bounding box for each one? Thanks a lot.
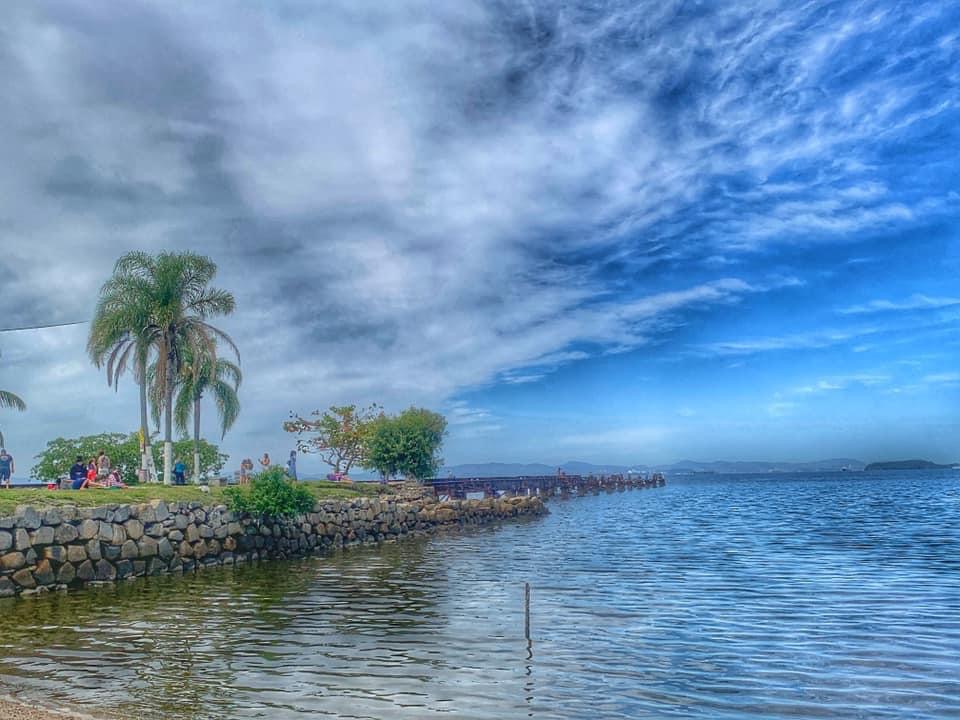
[0,470,958,719]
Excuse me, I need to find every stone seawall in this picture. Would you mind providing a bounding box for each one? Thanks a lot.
[0,495,546,598]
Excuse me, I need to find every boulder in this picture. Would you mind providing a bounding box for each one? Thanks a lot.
[12,568,36,588]
[95,560,117,581]
[157,538,174,560]
[42,545,68,564]
[79,519,99,540]
[1,551,26,571]
[120,540,139,560]
[123,519,144,540]
[14,528,31,551]
[15,507,42,530]
[138,537,159,558]
[0,530,11,552]
[0,577,15,597]
[34,560,56,586]
[113,506,131,524]
[67,545,87,563]
[57,562,77,585]
[30,526,56,546]
[76,560,95,582]
[86,539,102,561]
[54,523,79,544]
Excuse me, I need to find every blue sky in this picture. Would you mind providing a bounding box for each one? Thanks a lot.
[0,0,958,474]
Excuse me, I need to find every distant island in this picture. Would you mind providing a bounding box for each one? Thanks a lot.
[864,459,956,471]
[442,458,869,477]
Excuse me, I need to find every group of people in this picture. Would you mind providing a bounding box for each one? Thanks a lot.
[68,450,127,490]
[237,451,298,484]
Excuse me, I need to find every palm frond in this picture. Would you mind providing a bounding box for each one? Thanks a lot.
[0,390,26,411]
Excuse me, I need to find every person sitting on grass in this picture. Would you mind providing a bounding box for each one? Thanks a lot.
[70,455,88,490]
[101,469,127,489]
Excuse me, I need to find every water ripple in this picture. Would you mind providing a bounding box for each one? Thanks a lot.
[0,470,959,719]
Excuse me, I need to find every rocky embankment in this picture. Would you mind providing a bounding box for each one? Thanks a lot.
[0,494,546,598]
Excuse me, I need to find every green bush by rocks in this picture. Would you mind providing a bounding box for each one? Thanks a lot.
[223,467,314,518]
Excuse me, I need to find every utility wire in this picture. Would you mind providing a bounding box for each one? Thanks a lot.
[0,320,89,333]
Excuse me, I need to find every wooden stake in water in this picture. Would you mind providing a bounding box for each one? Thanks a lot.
[524,582,531,641]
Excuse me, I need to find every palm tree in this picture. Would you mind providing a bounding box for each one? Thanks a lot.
[90,251,236,485]
[0,350,26,448]
[150,342,241,482]
[88,286,156,481]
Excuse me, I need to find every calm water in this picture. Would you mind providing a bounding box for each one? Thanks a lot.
[1,471,959,719]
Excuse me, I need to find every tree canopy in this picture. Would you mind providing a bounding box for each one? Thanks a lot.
[362,407,447,481]
[283,404,380,474]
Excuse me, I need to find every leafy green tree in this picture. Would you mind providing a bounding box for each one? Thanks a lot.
[283,404,379,475]
[223,466,315,518]
[363,407,447,482]
[93,252,237,484]
[32,432,227,484]
[0,349,26,448]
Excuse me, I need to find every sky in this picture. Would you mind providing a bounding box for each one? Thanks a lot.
[0,0,958,476]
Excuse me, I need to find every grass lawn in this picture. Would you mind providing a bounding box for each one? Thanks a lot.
[0,480,388,517]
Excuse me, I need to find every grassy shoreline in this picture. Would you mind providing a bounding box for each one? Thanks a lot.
[0,480,388,516]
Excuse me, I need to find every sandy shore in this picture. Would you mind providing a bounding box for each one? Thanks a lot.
[0,698,102,720]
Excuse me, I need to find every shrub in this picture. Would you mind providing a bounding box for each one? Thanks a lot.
[224,466,315,518]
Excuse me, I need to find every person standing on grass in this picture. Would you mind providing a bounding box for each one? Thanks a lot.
[0,448,13,489]
[286,451,297,481]
[259,452,271,470]
[173,458,187,485]
[240,458,254,485]
[97,450,111,478]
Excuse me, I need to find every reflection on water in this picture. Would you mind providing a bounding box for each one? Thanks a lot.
[1,471,959,719]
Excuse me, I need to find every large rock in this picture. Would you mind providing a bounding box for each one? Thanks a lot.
[123,519,144,540]
[186,524,200,543]
[54,523,79,544]
[97,521,114,542]
[0,530,11,552]
[33,559,56,586]
[67,545,87,563]
[138,537,159,558]
[120,540,140,560]
[14,528,31,551]
[15,507,42,530]
[1,551,26,571]
[12,568,36,588]
[76,560,95,582]
[86,539,103,561]
[151,500,170,522]
[57,562,77,585]
[113,506,131,524]
[157,538,174,560]
[30,526,55,546]
[79,519,100,540]
[42,545,68,563]
[0,577,15,597]
[198,524,213,539]
[95,560,117,581]
[43,508,63,526]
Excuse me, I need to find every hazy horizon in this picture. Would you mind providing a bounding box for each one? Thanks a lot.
[1,1,958,475]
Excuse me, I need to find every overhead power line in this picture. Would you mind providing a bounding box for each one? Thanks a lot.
[0,320,89,333]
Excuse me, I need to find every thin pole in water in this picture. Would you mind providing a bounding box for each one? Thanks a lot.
[524,582,531,641]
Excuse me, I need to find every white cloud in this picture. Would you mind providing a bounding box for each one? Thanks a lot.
[839,294,960,315]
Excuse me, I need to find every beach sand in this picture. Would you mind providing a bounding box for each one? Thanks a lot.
[0,698,102,720]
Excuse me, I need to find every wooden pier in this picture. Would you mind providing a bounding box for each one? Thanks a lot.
[424,472,665,500]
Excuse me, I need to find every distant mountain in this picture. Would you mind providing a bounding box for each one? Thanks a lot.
[864,459,955,471]
[660,458,866,474]
[442,458,866,478]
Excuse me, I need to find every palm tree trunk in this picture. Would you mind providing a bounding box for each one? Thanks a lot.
[163,366,174,486]
[138,367,152,483]
[193,395,201,483]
